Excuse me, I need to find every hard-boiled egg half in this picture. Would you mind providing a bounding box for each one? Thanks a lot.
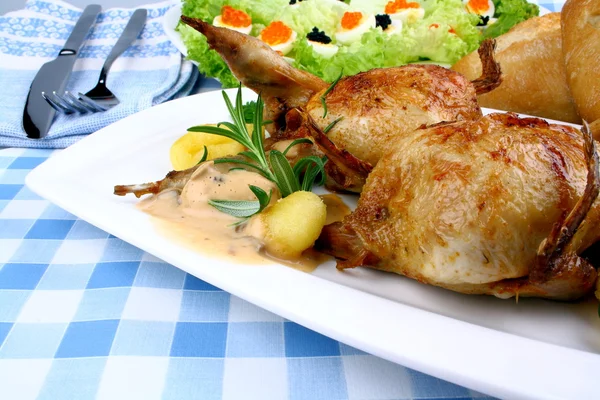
[336,11,376,45]
[213,6,252,35]
[384,0,425,25]
[306,27,338,58]
[375,14,402,35]
[259,21,297,56]
[463,0,495,20]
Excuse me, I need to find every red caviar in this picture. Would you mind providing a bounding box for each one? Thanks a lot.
[221,6,251,27]
[466,0,491,13]
[429,23,458,34]
[385,0,420,14]
[260,21,293,46]
[341,12,364,30]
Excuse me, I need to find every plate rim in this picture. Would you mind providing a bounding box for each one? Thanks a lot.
[25,88,600,400]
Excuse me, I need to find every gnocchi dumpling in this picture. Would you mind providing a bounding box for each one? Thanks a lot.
[169,124,259,171]
[261,191,327,259]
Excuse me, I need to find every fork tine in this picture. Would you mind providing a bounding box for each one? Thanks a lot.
[62,91,96,113]
[77,93,109,112]
[42,91,68,113]
[42,91,76,114]
[51,91,88,114]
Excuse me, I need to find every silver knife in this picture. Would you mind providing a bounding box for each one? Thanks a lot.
[22,4,102,139]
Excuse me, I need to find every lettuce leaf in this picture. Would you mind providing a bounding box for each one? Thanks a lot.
[181,0,221,21]
[293,29,417,82]
[482,0,539,39]
[407,0,481,63]
[181,0,288,25]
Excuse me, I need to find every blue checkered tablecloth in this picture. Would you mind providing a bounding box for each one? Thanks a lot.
[0,148,498,399]
[0,0,568,398]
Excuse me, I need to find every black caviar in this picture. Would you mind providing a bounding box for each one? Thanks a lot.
[477,16,490,26]
[375,14,392,30]
[307,27,332,44]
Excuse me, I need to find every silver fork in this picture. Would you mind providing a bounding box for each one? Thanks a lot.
[43,8,147,114]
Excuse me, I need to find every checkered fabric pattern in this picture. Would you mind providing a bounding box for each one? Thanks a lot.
[0,148,498,399]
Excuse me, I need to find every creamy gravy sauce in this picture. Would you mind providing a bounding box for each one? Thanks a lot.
[138,162,351,271]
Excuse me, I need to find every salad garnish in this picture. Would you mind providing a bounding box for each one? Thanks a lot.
[188,86,327,220]
[179,0,539,85]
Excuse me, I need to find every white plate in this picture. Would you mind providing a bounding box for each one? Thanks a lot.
[26,88,600,400]
[164,3,193,63]
[163,3,552,70]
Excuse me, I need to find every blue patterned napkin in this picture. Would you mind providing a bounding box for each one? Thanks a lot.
[0,0,199,149]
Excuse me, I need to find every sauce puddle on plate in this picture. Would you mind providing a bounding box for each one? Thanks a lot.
[138,163,351,271]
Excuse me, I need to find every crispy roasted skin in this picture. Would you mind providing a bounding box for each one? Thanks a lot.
[562,0,600,128]
[317,114,600,300]
[453,13,581,124]
[305,65,482,166]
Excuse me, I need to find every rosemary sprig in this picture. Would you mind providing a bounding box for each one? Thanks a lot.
[187,86,328,219]
[320,70,343,118]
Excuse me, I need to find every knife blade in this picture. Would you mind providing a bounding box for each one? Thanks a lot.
[22,4,102,139]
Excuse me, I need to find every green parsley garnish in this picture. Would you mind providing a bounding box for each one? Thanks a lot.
[187,85,327,220]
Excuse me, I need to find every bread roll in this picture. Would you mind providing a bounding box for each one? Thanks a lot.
[452,13,581,124]
[562,0,600,125]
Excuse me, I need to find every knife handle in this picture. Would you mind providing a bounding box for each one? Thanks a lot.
[98,9,148,84]
[60,4,102,56]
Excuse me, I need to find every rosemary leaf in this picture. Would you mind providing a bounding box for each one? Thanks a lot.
[196,146,208,165]
[293,156,327,189]
[222,90,243,129]
[269,150,299,197]
[301,163,319,192]
[239,150,262,164]
[208,199,261,218]
[323,116,344,133]
[209,185,271,219]
[251,95,265,152]
[235,85,249,138]
[283,138,314,156]
[188,125,250,148]
[216,121,242,134]
[321,70,343,118]
[248,185,272,213]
